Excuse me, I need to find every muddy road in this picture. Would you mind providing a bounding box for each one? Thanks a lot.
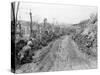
[16,35,97,73]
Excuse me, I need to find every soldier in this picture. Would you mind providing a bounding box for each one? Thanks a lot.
[18,40,33,60]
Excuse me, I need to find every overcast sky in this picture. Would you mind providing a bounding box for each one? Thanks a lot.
[17,2,97,24]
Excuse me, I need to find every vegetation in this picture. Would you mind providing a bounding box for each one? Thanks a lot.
[71,14,97,57]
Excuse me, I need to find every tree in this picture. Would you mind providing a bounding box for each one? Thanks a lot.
[89,13,97,24]
[29,10,33,38]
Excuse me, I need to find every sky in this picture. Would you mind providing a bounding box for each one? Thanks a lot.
[16,2,97,24]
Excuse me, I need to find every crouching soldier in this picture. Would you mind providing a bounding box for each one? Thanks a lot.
[18,40,33,61]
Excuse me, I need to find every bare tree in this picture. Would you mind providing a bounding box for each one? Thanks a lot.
[15,2,23,37]
[29,10,33,38]
[44,18,47,27]
[11,2,15,22]
[89,13,97,24]
[15,2,20,24]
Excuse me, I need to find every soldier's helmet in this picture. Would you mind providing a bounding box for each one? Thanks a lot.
[27,40,33,46]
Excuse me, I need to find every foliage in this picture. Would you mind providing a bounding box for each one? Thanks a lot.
[72,14,97,57]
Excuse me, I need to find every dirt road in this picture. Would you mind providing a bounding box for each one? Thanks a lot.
[16,35,97,73]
